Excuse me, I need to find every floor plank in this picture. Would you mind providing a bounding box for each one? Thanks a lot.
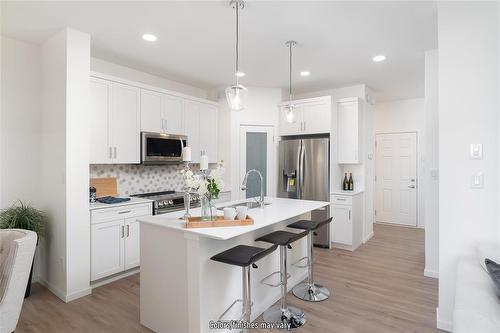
[17,223,438,332]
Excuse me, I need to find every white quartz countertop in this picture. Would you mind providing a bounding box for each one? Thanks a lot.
[89,197,153,210]
[138,197,329,240]
[331,189,365,196]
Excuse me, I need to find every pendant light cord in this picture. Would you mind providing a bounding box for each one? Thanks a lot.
[289,42,292,102]
[235,2,239,84]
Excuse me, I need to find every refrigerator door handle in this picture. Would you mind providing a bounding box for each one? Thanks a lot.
[299,141,305,199]
[296,142,302,197]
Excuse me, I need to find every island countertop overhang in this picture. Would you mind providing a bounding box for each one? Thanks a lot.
[138,197,330,241]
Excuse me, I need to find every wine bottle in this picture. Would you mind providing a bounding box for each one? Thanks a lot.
[343,173,348,191]
[348,173,354,191]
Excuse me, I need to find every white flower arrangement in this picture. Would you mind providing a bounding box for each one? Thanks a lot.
[180,166,225,200]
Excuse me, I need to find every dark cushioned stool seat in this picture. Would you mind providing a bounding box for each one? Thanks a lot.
[255,230,309,246]
[210,244,278,267]
[287,217,333,231]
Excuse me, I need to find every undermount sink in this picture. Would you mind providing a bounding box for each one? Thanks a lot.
[221,201,272,210]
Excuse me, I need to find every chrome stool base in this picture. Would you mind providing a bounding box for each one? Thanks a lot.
[262,305,306,329]
[292,282,330,302]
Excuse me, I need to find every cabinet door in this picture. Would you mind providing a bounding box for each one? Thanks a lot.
[140,89,163,133]
[338,99,359,163]
[199,103,218,163]
[124,217,142,270]
[184,101,200,163]
[110,83,140,163]
[90,78,112,164]
[302,101,331,134]
[91,219,124,281]
[279,105,302,136]
[163,95,184,135]
[331,205,352,245]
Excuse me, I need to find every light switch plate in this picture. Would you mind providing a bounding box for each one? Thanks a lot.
[470,144,483,159]
[471,172,484,189]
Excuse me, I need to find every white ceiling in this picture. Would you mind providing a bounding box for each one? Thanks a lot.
[1,1,437,101]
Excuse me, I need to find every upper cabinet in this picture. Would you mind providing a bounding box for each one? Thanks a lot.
[140,89,184,135]
[337,97,362,164]
[90,74,218,165]
[90,78,140,164]
[279,96,331,136]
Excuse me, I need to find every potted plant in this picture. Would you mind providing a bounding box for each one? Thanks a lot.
[0,201,46,298]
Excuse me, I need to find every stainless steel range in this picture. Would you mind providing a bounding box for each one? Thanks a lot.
[131,191,199,215]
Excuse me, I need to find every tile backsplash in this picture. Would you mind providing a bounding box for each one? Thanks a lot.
[90,164,191,196]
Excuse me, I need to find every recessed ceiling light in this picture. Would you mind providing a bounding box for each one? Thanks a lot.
[300,71,311,77]
[142,34,157,42]
[235,71,246,77]
[372,55,386,63]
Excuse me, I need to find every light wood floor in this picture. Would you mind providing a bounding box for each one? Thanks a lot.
[17,224,438,333]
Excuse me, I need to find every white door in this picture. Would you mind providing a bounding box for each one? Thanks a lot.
[239,126,274,200]
[199,104,218,163]
[162,95,184,134]
[140,89,163,133]
[91,219,124,281]
[302,101,331,134]
[124,217,141,270]
[90,78,111,164]
[375,132,417,226]
[331,205,352,245]
[110,83,140,163]
[184,101,201,163]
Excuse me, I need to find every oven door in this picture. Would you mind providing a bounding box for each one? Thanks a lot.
[141,132,187,164]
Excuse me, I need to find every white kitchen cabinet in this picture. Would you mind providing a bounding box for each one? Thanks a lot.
[140,89,163,133]
[90,78,140,164]
[111,83,140,163]
[184,101,201,163]
[90,202,152,281]
[163,95,184,134]
[330,192,363,251]
[337,97,362,164]
[199,103,218,163]
[279,97,331,136]
[90,78,111,164]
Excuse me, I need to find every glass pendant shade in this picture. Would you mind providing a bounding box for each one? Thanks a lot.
[225,84,248,111]
[285,104,295,123]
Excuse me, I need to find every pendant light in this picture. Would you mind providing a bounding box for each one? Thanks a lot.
[284,40,297,123]
[225,0,248,111]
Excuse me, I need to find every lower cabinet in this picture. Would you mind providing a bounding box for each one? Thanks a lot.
[90,203,152,281]
[330,193,363,251]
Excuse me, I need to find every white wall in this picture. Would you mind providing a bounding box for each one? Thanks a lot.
[91,58,211,100]
[1,37,41,207]
[39,28,92,302]
[218,87,282,198]
[424,50,439,279]
[373,98,426,229]
[437,2,500,331]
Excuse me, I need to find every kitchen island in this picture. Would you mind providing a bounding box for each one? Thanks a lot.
[138,197,330,333]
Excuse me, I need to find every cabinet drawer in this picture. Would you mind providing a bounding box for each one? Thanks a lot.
[91,203,152,225]
[331,195,352,206]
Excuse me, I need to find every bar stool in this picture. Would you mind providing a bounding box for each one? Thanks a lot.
[256,230,309,328]
[287,217,333,302]
[210,244,278,322]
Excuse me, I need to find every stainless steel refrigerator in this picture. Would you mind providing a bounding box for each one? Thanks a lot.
[278,137,330,247]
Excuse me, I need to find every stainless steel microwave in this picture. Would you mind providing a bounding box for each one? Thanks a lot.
[141,132,187,164]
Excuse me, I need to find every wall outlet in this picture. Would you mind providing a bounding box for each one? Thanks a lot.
[471,172,484,189]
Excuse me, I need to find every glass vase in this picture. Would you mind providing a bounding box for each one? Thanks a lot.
[200,196,214,221]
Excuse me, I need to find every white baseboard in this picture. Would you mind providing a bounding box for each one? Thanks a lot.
[37,278,91,303]
[424,268,439,279]
[363,231,374,243]
[91,267,140,288]
[436,307,452,332]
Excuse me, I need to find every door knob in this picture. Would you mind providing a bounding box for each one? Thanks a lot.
[408,185,415,188]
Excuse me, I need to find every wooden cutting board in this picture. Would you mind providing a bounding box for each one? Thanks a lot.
[90,177,118,198]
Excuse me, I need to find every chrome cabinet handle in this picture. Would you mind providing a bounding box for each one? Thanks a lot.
[113,147,117,159]
[126,224,130,237]
[109,147,112,159]
[349,210,351,221]
[120,225,124,238]
[337,197,347,201]
[118,210,131,214]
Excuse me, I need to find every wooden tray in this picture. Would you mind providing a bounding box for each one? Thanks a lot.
[185,215,254,229]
